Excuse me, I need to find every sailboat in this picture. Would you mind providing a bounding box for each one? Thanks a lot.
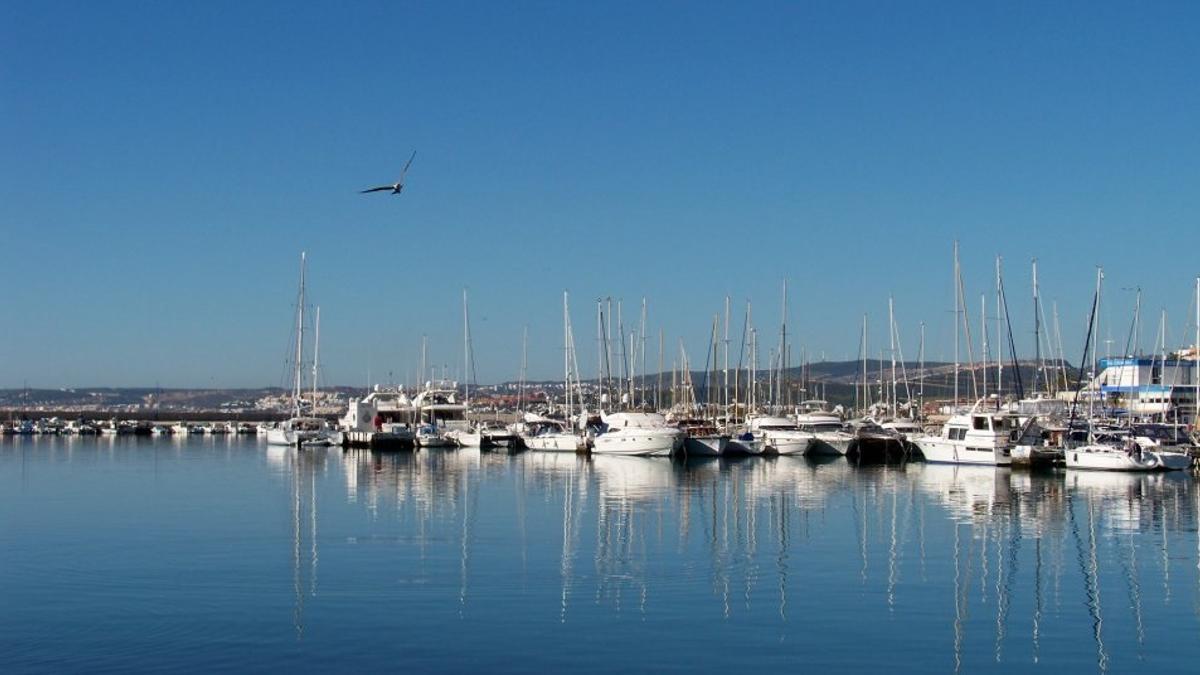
[266,253,337,447]
[1063,268,1159,471]
[522,291,587,453]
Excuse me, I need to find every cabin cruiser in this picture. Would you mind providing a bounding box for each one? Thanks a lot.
[878,417,924,441]
[912,402,1015,466]
[847,417,907,460]
[411,380,469,439]
[339,385,416,444]
[672,418,730,457]
[744,415,814,455]
[451,421,519,449]
[591,412,683,457]
[519,414,585,452]
[415,423,456,448]
[793,403,854,456]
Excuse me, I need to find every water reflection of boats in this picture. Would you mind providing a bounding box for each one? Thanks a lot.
[590,455,675,502]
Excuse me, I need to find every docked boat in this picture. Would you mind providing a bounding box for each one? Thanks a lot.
[265,417,337,447]
[519,414,585,452]
[478,421,519,449]
[673,418,730,457]
[744,415,814,455]
[266,252,339,448]
[912,402,1015,466]
[411,380,469,441]
[415,423,456,448]
[725,431,767,455]
[339,385,417,445]
[591,412,683,457]
[1065,441,1161,471]
[793,404,854,456]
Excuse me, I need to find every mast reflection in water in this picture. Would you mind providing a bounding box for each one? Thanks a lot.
[3,436,1200,672]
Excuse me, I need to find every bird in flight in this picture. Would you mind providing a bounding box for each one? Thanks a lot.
[360,150,417,194]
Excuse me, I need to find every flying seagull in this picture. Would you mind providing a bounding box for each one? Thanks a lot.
[360,150,416,194]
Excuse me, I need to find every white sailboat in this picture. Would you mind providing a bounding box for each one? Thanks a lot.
[266,253,336,447]
[522,291,588,453]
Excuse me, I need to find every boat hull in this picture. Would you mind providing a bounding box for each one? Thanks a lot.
[726,436,765,455]
[1065,446,1159,471]
[592,431,682,457]
[683,435,729,457]
[809,432,853,456]
[1150,451,1193,471]
[760,431,814,456]
[523,433,583,452]
[915,437,1012,466]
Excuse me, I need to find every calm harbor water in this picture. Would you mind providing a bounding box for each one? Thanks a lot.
[3,436,1200,673]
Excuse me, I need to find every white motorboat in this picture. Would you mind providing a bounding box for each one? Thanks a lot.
[339,385,417,444]
[879,417,924,440]
[912,403,1015,466]
[591,412,683,457]
[519,415,584,452]
[794,408,854,456]
[415,423,456,448]
[725,432,767,455]
[479,421,519,448]
[744,415,814,455]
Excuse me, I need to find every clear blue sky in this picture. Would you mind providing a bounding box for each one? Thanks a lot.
[2,1,1198,388]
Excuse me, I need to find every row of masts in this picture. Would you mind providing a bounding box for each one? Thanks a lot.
[304,247,1200,427]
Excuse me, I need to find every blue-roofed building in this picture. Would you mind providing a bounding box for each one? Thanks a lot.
[1085,354,1198,424]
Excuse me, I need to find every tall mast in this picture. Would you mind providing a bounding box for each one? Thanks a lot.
[293,252,307,418]
[596,299,603,410]
[311,306,320,408]
[918,321,926,414]
[723,295,730,416]
[657,329,664,411]
[1032,258,1042,394]
[750,327,757,412]
[519,324,529,415]
[861,314,869,414]
[981,293,988,401]
[563,292,570,415]
[995,256,1003,398]
[953,241,960,410]
[889,296,897,417]
[462,288,471,416]
[1053,300,1068,394]
[1195,276,1199,430]
[420,335,427,386]
[779,279,788,409]
[639,297,647,409]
